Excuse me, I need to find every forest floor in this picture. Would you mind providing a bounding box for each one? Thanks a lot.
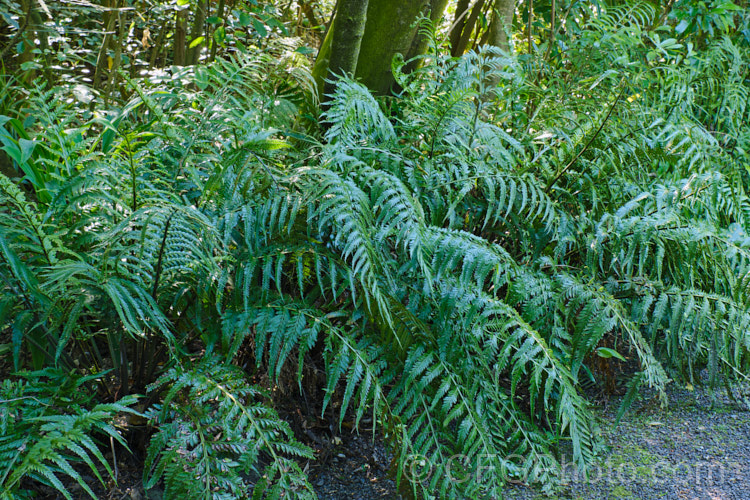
[504,380,750,500]
[21,379,750,499]
[313,380,750,500]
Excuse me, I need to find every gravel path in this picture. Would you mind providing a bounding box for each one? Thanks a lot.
[506,383,750,500]
[311,433,399,499]
[315,382,750,499]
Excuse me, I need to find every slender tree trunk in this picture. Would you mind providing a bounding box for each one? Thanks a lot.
[209,0,226,62]
[549,0,555,46]
[28,1,51,82]
[174,7,188,66]
[452,0,487,56]
[105,9,125,103]
[300,1,321,31]
[449,0,471,56]
[403,0,450,72]
[187,0,207,65]
[527,0,534,53]
[93,0,118,89]
[16,0,35,83]
[323,0,368,99]
[149,18,168,69]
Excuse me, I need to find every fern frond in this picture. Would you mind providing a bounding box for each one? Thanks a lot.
[0,375,138,500]
[145,358,315,500]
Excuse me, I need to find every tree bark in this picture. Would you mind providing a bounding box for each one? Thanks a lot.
[527,0,533,53]
[300,1,322,31]
[314,0,449,96]
[174,7,188,66]
[187,0,207,65]
[148,18,169,69]
[93,0,118,88]
[209,0,226,62]
[403,0,450,73]
[323,0,368,99]
[449,0,471,56]
[355,0,435,94]
[15,0,35,83]
[452,0,487,56]
[105,9,125,103]
[488,0,515,53]
[479,0,515,91]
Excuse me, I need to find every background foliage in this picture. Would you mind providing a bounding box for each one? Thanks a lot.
[0,0,748,498]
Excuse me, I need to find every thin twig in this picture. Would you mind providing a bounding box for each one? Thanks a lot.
[545,81,627,194]
[0,0,33,62]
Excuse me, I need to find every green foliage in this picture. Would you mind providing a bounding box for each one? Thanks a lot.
[144,358,315,499]
[0,0,293,78]
[0,51,318,498]
[0,370,138,500]
[0,2,749,499]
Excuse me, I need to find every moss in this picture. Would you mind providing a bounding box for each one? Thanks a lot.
[610,486,634,498]
[603,442,670,487]
[714,423,730,433]
[313,0,449,96]
[609,443,662,467]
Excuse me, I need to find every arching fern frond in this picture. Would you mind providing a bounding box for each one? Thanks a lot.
[145,358,315,500]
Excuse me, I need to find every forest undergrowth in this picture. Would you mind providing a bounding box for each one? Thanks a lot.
[0,2,749,499]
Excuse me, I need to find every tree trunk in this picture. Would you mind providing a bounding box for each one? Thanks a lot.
[16,0,36,83]
[482,0,515,90]
[314,0,449,96]
[526,0,533,53]
[452,0,486,56]
[187,0,207,65]
[174,7,188,66]
[93,0,118,88]
[402,0,450,73]
[105,9,125,103]
[449,0,471,56]
[488,0,515,52]
[149,17,169,69]
[299,1,322,32]
[323,0,368,99]
[354,0,434,94]
[209,0,226,62]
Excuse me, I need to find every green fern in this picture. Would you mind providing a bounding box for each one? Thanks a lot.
[1,8,749,499]
[144,358,315,500]
[0,371,138,500]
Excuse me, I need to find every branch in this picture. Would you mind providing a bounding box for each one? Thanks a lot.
[0,1,33,62]
[544,82,627,194]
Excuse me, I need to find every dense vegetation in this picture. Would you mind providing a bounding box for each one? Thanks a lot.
[0,0,748,498]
